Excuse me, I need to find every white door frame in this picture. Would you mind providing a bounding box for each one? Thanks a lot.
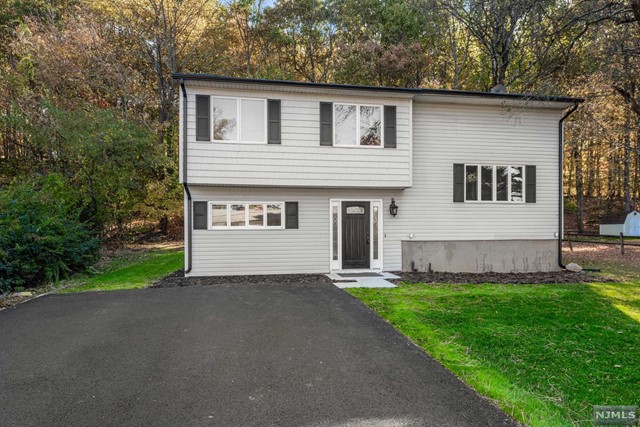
[329,199,384,271]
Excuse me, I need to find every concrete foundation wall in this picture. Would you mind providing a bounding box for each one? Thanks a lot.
[402,240,559,273]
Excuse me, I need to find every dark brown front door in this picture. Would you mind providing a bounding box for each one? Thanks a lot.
[342,202,370,269]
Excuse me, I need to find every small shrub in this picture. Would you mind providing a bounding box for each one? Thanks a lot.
[564,199,578,214]
[0,174,99,292]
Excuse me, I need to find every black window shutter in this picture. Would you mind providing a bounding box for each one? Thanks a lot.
[285,202,299,229]
[268,99,281,144]
[195,95,210,141]
[453,164,465,202]
[384,105,397,148]
[320,102,333,146]
[193,201,207,229]
[526,165,536,203]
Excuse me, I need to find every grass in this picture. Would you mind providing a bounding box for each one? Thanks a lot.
[348,282,640,427]
[59,248,184,293]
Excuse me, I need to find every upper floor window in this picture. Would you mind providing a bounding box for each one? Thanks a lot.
[334,104,382,147]
[212,97,266,143]
[465,165,524,203]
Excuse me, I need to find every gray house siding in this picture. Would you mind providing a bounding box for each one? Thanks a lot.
[186,101,563,276]
[187,186,402,276]
[179,78,572,276]
[407,101,561,241]
[183,85,412,188]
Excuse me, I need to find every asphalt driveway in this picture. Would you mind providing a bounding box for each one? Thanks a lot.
[0,282,517,427]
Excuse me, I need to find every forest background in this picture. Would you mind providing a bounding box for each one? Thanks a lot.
[1,0,639,290]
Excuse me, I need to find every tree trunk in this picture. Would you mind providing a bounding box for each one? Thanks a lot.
[574,143,584,232]
[625,111,632,212]
[635,128,640,210]
[159,215,169,235]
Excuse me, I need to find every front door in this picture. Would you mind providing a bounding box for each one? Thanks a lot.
[342,202,370,269]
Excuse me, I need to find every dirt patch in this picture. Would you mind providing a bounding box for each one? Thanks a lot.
[151,270,333,288]
[391,270,616,285]
[95,241,183,271]
[563,242,640,276]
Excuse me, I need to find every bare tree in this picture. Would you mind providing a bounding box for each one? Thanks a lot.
[265,0,336,82]
[229,0,265,77]
[105,0,214,155]
[443,15,472,89]
[438,0,614,91]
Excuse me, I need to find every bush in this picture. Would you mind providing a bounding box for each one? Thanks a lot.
[43,106,165,236]
[564,199,578,214]
[0,174,99,292]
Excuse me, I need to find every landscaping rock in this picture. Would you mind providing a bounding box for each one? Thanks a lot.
[15,292,33,297]
[565,263,583,273]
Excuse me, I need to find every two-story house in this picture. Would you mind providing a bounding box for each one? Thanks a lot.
[173,74,582,277]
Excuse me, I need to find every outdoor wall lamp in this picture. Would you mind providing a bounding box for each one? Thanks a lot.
[390,198,398,217]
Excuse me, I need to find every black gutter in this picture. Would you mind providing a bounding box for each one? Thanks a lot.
[558,102,581,269]
[171,73,584,104]
[179,79,192,274]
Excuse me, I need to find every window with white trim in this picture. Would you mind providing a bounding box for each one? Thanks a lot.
[334,104,382,146]
[464,165,525,202]
[208,202,284,229]
[212,97,266,143]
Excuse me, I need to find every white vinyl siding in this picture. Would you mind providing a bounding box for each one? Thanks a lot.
[183,85,411,188]
[188,187,404,276]
[409,102,561,240]
[184,93,563,276]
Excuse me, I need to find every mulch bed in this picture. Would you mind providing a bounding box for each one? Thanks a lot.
[151,269,616,288]
[151,270,333,288]
[391,270,617,285]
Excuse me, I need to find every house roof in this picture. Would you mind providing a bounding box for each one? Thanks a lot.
[172,73,584,105]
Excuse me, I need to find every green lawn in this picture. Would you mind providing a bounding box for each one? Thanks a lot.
[348,282,640,427]
[59,249,184,293]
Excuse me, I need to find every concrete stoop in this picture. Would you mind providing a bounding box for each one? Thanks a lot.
[327,271,399,288]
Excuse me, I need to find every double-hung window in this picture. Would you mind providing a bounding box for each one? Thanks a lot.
[208,202,284,229]
[334,104,383,147]
[212,97,267,143]
[465,165,524,202]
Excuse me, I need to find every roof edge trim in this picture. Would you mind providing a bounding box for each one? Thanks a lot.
[172,73,584,104]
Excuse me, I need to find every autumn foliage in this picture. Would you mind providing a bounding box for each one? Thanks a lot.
[1,0,640,285]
